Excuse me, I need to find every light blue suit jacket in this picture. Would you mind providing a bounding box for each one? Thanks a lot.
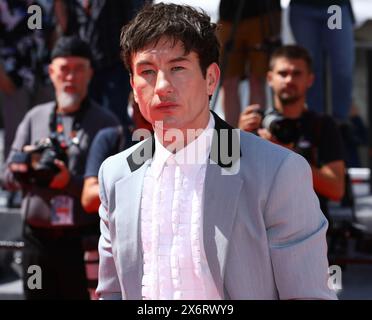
[96,112,336,300]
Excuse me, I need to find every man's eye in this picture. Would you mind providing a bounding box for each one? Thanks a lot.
[74,65,85,73]
[141,69,155,75]
[171,66,184,72]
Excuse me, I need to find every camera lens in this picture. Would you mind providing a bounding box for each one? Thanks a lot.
[263,113,301,144]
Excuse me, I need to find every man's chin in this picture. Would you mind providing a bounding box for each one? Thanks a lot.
[153,116,178,128]
[279,95,299,105]
[56,92,82,112]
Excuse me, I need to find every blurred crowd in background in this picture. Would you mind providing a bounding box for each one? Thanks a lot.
[0,0,369,300]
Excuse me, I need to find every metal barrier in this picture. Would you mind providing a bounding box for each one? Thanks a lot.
[328,168,372,266]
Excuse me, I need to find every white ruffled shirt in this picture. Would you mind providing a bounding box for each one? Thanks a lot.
[140,114,221,300]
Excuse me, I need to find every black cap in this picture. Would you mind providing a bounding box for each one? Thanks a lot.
[51,36,92,62]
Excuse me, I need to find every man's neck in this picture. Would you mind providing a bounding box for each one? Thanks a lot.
[274,97,306,119]
[154,116,211,153]
[56,94,85,114]
[56,102,82,115]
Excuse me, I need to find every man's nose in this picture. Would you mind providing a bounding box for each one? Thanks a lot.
[65,71,75,81]
[154,71,173,95]
[64,69,79,81]
[284,73,294,83]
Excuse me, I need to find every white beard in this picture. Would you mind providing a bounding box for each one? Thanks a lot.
[56,91,81,113]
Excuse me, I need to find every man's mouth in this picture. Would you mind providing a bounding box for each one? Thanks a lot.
[282,84,297,92]
[63,84,76,92]
[154,102,178,111]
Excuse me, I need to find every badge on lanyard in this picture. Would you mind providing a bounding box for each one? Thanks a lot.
[51,195,74,226]
[70,130,80,146]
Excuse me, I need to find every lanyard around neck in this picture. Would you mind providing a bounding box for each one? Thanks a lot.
[49,103,86,148]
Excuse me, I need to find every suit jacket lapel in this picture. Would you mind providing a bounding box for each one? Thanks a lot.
[203,111,243,298]
[115,163,149,299]
[203,162,243,298]
[115,137,155,299]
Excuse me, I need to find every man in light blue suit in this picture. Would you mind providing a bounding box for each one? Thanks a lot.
[96,3,336,300]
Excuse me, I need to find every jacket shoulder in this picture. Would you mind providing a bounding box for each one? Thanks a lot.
[238,130,310,180]
[27,101,55,118]
[240,130,292,161]
[99,139,148,181]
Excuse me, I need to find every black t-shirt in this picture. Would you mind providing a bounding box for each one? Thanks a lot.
[295,111,345,215]
[296,111,344,166]
[84,126,125,178]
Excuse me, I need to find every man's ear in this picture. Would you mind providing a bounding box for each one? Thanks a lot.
[206,63,220,96]
[307,72,315,89]
[48,63,57,86]
[48,63,54,78]
[267,71,273,88]
[130,76,139,103]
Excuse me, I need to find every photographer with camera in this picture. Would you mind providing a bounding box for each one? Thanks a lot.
[239,45,345,220]
[2,36,119,299]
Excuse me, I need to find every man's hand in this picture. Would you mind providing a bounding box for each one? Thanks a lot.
[257,128,272,141]
[9,162,28,173]
[8,154,30,187]
[49,160,70,189]
[238,104,263,132]
[8,147,32,174]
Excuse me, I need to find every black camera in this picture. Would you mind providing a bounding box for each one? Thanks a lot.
[262,111,317,164]
[10,134,68,187]
[262,112,302,145]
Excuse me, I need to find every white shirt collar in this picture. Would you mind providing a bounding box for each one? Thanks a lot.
[151,113,215,179]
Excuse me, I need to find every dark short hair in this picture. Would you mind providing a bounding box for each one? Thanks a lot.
[120,3,220,78]
[269,45,313,72]
[51,35,92,63]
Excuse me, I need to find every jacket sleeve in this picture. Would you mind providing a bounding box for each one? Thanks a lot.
[264,152,337,300]
[96,161,123,300]
[2,110,31,191]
